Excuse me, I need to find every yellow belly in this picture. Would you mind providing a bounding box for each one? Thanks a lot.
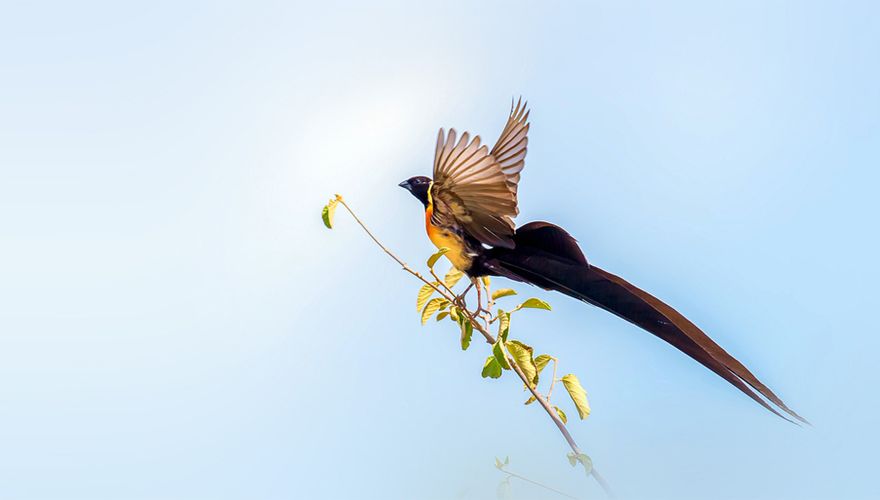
[425,207,472,271]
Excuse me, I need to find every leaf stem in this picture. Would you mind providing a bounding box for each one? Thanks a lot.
[547,357,559,402]
[332,196,614,498]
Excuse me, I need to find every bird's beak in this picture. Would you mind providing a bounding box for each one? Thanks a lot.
[398,180,410,190]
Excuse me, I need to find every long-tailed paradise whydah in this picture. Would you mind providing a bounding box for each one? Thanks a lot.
[399,98,806,423]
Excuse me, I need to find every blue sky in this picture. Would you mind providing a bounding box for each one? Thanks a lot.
[2,1,878,499]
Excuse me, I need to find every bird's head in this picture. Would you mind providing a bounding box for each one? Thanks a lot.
[398,176,432,208]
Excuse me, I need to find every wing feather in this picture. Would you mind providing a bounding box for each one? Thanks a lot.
[491,98,531,195]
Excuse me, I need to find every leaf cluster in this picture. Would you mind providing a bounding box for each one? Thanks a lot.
[413,250,591,426]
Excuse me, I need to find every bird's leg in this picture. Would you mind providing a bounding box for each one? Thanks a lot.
[472,277,489,316]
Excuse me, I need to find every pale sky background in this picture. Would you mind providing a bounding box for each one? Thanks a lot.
[2,1,879,499]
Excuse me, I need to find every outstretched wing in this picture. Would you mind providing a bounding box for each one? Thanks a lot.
[490,97,530,197]
[431,129,517,248]
[430,100,531,249]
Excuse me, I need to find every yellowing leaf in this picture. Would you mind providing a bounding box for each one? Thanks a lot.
[497,310,510,341]
[444,267,464,289]
[417,282,438,312]
[481,356,502,379]
[427,247,449,269]
[481,276,491,288]
[562,374,591,420]
[421,297,448,325]
[524,395,537,405]
[321,199,338,229]
[514,298,552,312]
[554,406,568,424]
[567,452,578,467]
[505,340,537,387]
[435,311,450,322]
[534,354,552,376]
[492,341,510,370]
[491,288,517,300]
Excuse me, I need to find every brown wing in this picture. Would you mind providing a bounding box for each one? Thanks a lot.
[490,97,530,197]
[430,100,531,249]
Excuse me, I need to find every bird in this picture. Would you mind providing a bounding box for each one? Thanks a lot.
[399,98,806,423]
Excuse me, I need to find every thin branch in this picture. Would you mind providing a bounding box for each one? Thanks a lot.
[336,197,453,301]
[498,467,580,499]
[333,196,614,498]
[429,267,457,298]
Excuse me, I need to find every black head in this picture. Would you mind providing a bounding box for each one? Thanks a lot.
[398,176,432,207]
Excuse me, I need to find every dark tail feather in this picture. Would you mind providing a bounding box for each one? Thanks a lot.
[484,222,807,424]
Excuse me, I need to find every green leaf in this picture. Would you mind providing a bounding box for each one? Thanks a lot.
[459,319,473,350]
[482,356,502,379]
[444,268,464,289]
[567,452,577,467]
[576,453,593,476]
[497,310,510,341]
[417,283,438,312]
[321,199,338,229]
[421,297,448,325]
[435,311,450,322]
[524,395,537,405]
[491,288,517,300]
[562,374,591,420]
[492,341,511,370]
[427,247,449,269]
[514,297,552,312]
[554,406,568,424]
[505,340,537,387]
[534,354,552,375]
[449,307,460,322]
[494,457,504,469]
[504,456,509,465]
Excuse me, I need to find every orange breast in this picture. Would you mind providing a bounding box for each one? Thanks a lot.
[425,205,472,271]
